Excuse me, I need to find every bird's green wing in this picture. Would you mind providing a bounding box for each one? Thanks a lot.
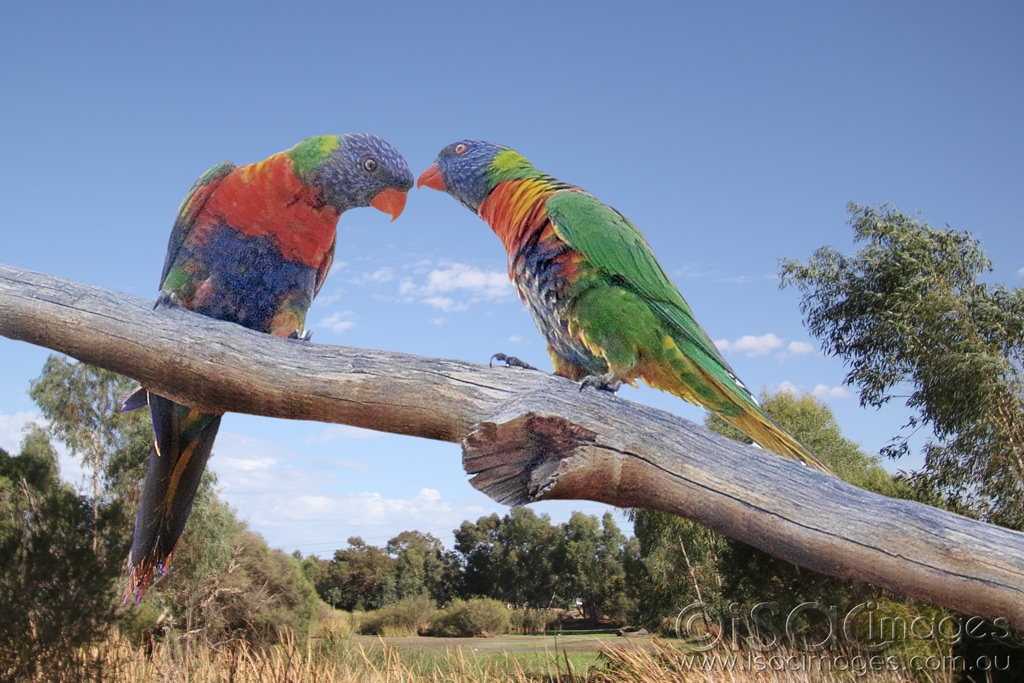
[545,190,749,398]
[159,161,236,288]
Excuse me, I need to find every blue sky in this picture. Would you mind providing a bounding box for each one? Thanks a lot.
[1,2,1021,555]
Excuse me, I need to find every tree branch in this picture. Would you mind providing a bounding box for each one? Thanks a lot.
[2,263,1023,628]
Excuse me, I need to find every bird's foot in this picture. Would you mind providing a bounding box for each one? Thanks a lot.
[490,353,539,371]
[288,329,313,342]
[154,290,182,310]
[579,372,623,393]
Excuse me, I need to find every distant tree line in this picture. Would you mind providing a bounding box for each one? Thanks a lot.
[298,508,631,623]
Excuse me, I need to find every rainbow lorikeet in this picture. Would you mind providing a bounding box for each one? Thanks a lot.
[123,134,413,601]
[418,140,830,473]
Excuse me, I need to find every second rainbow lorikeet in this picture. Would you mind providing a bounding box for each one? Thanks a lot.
[418,140,830,473]
[123,134,413,601]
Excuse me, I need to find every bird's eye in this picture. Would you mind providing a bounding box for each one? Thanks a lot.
[454,144,467,155]
[363,158,378,172]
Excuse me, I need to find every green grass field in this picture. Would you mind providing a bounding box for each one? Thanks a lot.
[351,632,652,677]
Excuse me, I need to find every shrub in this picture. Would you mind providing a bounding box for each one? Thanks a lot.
[358,596,436,636]
[429,598,511,638]
[155,521,322,647]
[312,607,357,641]
[508,608,561,635]
[0,439,126,681]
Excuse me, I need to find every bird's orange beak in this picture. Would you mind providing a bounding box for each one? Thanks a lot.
[370,188,408,222]
[417,163,445,191]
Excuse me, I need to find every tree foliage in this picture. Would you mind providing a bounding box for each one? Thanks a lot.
[383,530,460,606]
[28,358,149,490]
[129,470,319,646]
[559,512,630,620]
[302,507,633,623]
[28,355,150,552]
[629,390,919,634]
[780,203,1024,528]
[625,508,720,630]
[0,433,124,680]
[3,356,323,664]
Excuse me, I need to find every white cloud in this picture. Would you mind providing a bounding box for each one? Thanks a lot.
[227,485,465,551]
[1017,266,1024,278]
[673,264,714,279]
[404,259,434,273]
[509,335,523,344]
[368,267,394,283]
[399,262,512,311]
[221,454,278,472]
[0,411,39,453]
[320,311,356,333]
[773,381,849,400]
[786,341,815,355]
[776,381,800,395]
[316,292,342,306]
[214,431,376,491]
[211,433,291,492]
[271,488,450,526]
[812,383,850,400]
[349,266,393,285]
[303,425,382,445]
[717,335,818,361]
[671,265,775,284]
[717,333,785,357]
[422,296,459,312]
[774,340,816,361]
[424,264,509,298]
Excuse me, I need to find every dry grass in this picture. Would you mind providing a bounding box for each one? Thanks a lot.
[61,630,540,682]
[598,639,938,682]
[45,629,956,682]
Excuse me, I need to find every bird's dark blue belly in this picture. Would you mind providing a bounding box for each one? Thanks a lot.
[512,242,607,375]
[188,226,316,333]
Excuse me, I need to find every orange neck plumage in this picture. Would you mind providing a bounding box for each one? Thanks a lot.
[478,179,558,256]
[203,153,340,267]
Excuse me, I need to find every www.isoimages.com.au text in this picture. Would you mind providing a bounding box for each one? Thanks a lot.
[677,652,1012,678]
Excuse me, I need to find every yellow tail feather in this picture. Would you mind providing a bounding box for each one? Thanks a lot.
[638,340,833,475]
[719,408,832,474]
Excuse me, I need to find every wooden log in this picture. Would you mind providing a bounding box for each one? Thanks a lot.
[2,262,1023,628]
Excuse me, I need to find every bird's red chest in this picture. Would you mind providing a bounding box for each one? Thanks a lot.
[202,155,340,267]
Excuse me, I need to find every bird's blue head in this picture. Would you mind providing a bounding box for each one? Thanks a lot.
[292,133,414,220]
[418,140,533,214]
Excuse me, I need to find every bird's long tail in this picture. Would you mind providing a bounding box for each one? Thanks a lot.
[122,390,222,602]
[640,341,833,474]
[716,401,832,473]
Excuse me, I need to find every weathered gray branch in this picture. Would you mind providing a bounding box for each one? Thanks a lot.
[2,262,1023,628]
